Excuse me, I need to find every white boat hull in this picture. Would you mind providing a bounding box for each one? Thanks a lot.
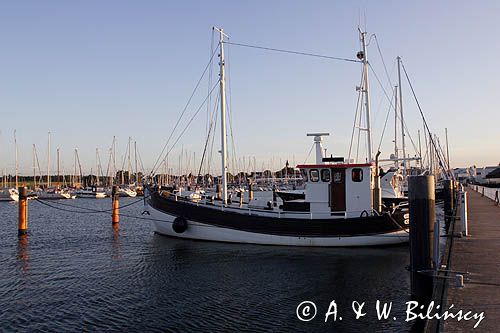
[145,204,409,247]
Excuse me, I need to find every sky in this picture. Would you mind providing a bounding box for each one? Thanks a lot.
[0,0,499,177]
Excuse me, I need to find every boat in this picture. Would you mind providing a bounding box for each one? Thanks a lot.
[144,27,409,247]
[37,187,76,200]
[106,186,137,198]
[0,187,19,202]
[76,186,107,198]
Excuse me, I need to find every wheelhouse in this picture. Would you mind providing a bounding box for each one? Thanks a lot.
[296,162,373,218]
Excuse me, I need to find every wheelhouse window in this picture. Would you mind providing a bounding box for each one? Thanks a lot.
[321,169,331,182]
[352,168,363,182]
[309,169,319,182]
[301,169,308,182]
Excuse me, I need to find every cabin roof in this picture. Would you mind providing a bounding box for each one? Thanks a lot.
[296,163,373,169]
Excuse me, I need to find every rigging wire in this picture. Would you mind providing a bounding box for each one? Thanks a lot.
[197,92,220,183]
[400,61,453,179]
[302,143,316,164]
[150,44,220,176]
[223,41,361,63]
[154,81,221,176]
[347,67,365,162]
[376,89,396,152]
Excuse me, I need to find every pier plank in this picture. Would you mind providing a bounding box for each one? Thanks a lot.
[444,188,500,332]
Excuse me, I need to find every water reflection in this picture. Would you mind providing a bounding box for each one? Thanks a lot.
[17,234,30,273]
[111,223,122,260]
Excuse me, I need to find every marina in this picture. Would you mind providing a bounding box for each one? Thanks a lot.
[1,2,499,332]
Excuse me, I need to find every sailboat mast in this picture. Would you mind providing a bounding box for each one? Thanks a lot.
[127,137,131,184]
[216,27,228,205]
[57,147,60,187]
[394,85,398,168]
[96,148,100,186]
[397,57,407,178]
[359,30,373,162]
[14,130,18,189]
[33,144,36,189]
[134,141,138,184]
[47,131,51,188]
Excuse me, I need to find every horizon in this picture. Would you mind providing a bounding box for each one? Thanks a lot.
[1,1,499,176]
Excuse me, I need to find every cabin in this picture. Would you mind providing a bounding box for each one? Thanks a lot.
[295,162,373,218]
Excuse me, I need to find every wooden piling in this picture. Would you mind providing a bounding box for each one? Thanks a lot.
[443,179,454,226]
[112,185,119,224]
[248,183,254,201]
[272,186,277,207]
[408,175,435,305]
[216,184,221,200]
[18,187,28,236]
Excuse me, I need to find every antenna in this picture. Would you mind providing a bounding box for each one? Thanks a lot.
[307,133,330,164]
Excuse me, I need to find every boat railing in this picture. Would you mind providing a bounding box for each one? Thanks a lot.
[161,190,366,219]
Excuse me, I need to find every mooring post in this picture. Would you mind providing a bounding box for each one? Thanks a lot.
[248,182,254,201]
[433,219,440,269]
[18,187,28,236]
[272,186,277,207]
[460,191,468,236]
[112,185,119,224]
[238,191,243,207]
[216,184,221,200]
[408,175,435,305]
[443,179,454,227]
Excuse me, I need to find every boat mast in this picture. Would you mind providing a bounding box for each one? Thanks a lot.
[57,147,60,187]
[134,141,138,184]
[394,85,398,168]
[96,148,100,187]
[216,27,228,205]
[397,57,407,178]
[127,136,132,184]
[14,130,18,189]
[32,144,36,189]
[359,30,373,163]
[47,131,51,188]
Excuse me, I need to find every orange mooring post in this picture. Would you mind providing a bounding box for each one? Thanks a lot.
[112,185,119,224]
[18,187,28,235]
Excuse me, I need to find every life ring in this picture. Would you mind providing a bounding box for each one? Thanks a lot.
[172,216,188,233]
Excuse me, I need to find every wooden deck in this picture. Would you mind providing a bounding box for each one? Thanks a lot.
[443,187,500,332]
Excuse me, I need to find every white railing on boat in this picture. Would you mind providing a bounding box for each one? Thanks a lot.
[165,190,371,219]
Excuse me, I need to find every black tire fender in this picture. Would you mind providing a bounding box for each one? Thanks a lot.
[172,216,188,233]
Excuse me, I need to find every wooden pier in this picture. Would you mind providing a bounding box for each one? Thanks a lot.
[443,187,500,332]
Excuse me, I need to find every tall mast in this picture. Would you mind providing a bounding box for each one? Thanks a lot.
[394,85,398,168]
[57,147,60,187]
[33,144,36,189]
[134,141,138,184]
[216,27,228,205]
[14,130,18,189]
[397,57,407,178]
[96,148,100,186]
[359,29,373,162]
[47,131,51,188]
[127,136,132,184]
[445,128,450,173]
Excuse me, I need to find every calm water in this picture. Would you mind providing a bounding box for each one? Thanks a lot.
[0,197,417,332]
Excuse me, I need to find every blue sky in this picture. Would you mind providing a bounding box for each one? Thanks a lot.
[0,1,498,176]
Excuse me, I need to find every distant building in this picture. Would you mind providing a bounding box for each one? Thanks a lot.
[471,165,500,185]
